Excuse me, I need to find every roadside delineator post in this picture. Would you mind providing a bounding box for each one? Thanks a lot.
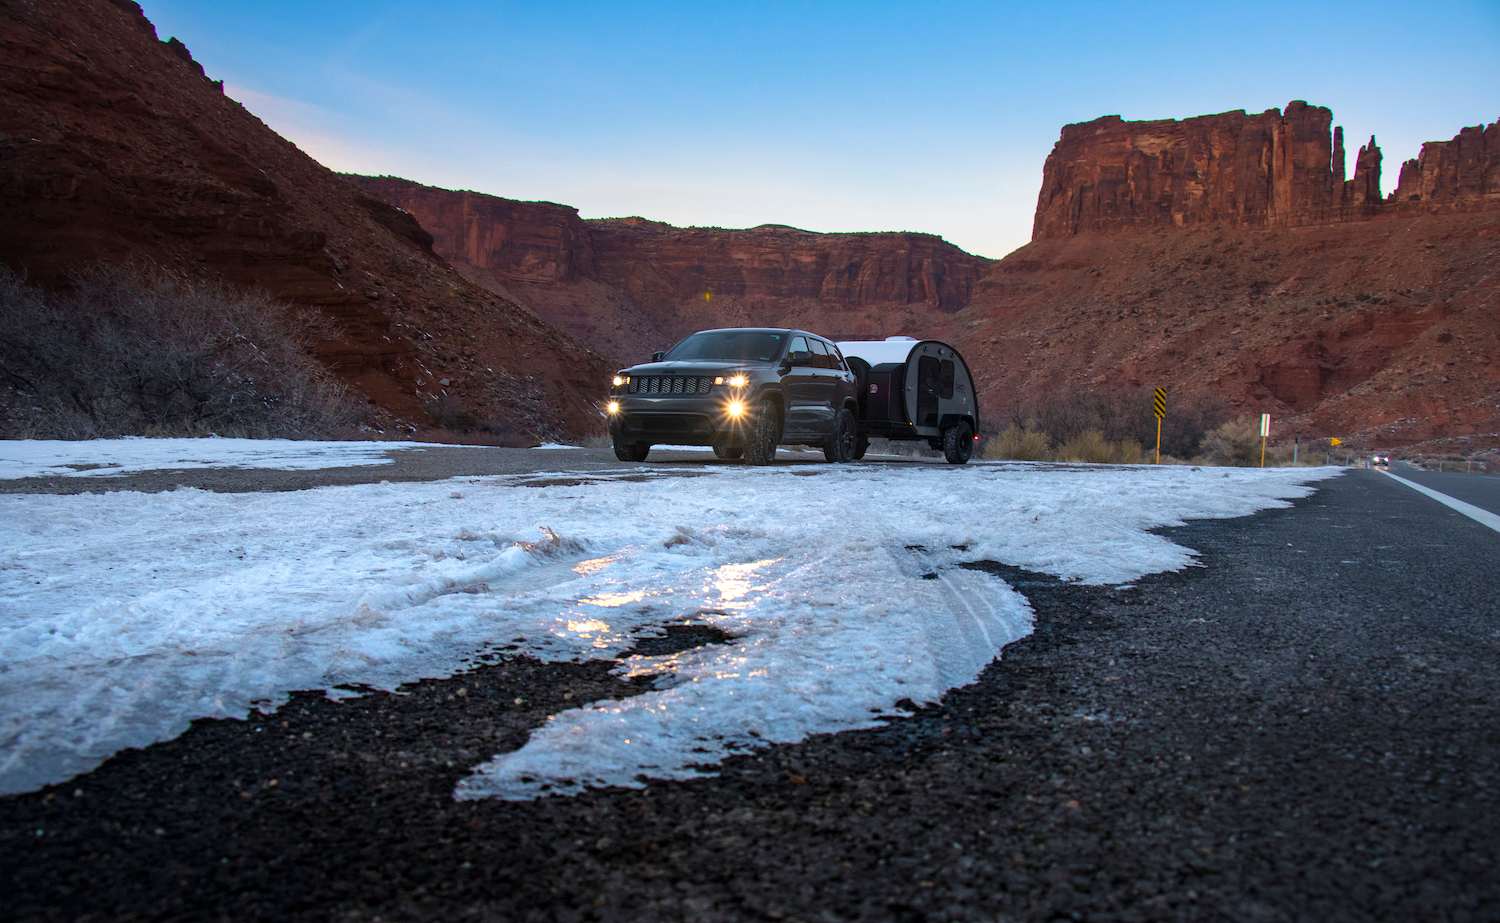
[1153,387,1166,464]
[1259,414,1271,467]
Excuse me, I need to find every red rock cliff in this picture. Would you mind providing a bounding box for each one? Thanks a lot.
[1034,101,1500,239]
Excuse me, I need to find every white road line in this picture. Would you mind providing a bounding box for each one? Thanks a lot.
[1381,471,1500,535]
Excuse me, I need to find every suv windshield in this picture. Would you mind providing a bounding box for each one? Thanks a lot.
[663,331,786,362]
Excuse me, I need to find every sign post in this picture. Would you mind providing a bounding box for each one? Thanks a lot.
[1153,387,1166,464]
[1259,413,1271,467]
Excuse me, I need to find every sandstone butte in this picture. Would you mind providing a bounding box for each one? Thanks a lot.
[354,102,1499,453]
[0,0,612,441]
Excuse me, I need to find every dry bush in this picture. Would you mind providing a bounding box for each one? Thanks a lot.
[0,263,358,439]
[1198,416,1266,467]
[1055,430,1111,463]
[1055,429,1138,463]
[981,425,1052,461]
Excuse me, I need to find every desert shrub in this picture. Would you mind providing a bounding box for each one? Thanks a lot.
[0,263,358,438]
[1198,416,1266,466]
[1055,429,1137,463]
[981,425,1052,461]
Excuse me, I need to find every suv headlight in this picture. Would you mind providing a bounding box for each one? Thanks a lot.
[612,375,627,387]
[727,374,747,388]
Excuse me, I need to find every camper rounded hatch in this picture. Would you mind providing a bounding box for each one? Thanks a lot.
[836,336,979,464]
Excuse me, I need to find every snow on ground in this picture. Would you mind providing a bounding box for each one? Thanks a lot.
[0,437,454,479]
[0,440,1338,799]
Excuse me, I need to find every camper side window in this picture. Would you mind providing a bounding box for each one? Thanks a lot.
[940,360,955,400]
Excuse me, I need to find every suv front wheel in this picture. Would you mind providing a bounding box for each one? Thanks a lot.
[744,399,780,466]
[614,440,650,462]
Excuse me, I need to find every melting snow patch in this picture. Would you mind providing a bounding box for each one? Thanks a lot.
[0,437,460,479]
[0,447,1338,797]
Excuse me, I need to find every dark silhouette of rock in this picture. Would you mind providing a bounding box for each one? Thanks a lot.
[0,0,611,439]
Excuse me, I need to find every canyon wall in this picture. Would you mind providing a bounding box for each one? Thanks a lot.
[1,0,612,439]
[349,176,992,364]
[1034,101,1500,238]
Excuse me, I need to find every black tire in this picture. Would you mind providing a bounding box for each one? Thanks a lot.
[852,433,869,461]
[613,440,650,462]
[743,399,780,466]
[712,443,744,460]
[823,407,857,463]
[942,421,973,465]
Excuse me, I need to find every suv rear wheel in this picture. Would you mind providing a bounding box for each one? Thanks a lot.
[743,399,780,466]
[824,407,856,463]
[613,440,650,462]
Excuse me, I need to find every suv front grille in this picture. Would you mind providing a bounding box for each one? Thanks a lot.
[628,376,714,395]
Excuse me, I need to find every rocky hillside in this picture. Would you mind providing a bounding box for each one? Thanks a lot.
[0,0,612,440]
[347,176,992,366]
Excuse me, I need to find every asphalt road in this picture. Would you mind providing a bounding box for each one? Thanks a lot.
[1384,461,1500,518]
[3,464,1499,922]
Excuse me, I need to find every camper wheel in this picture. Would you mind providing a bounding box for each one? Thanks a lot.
[852,433,869,460]
[942,421,974,465]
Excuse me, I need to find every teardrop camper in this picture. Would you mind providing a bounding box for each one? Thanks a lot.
[836,336,979,464]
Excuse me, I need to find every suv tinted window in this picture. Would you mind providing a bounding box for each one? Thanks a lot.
[808,338,833,369]
[664,331,786,362]
[788,335,812,366]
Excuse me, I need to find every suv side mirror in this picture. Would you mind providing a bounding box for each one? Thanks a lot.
[788,350,812,367]
[652,351,666,362]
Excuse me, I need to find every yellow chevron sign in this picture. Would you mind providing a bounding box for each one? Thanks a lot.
[1153,387,1166,419]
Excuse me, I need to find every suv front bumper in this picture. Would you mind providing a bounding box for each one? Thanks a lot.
[607,395,755,446]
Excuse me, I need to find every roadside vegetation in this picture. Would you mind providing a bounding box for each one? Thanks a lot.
[980,387,1341,467]
[0,263,360,439]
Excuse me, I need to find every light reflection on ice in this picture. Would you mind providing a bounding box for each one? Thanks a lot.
[709,558,779,608]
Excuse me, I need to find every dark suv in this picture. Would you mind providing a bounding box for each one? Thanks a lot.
[607,328,859,465]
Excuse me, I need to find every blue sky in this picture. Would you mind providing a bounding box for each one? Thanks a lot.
[142,1,1499,259]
